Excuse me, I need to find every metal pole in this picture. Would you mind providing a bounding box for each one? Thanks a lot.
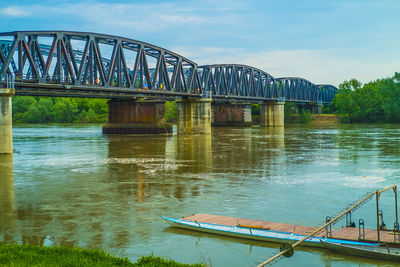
[378,185,399,227]
[376,191,380,243]
[395,186,398,227]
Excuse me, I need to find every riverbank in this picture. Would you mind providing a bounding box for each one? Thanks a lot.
[289,114,340,125]
[0,242,203,267]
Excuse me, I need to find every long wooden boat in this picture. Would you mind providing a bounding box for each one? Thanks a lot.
[321,240,400,262]
[162,216,380,248]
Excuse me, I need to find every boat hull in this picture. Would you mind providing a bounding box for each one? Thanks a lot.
[321,240,400,262]
[162,216,379,249]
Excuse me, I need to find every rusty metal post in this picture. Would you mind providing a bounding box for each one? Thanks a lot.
[376,191,380,243]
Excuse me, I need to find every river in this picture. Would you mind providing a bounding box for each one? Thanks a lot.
[1,124,400,266]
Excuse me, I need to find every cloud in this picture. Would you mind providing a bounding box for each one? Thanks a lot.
[3,2,212,32]
[0,6,29,17]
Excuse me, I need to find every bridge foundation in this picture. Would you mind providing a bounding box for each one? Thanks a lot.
[212,102,252,126]
[102,99,172,134]
[176,98,212,134]
[260,102,285,127]
[0,88,15,154]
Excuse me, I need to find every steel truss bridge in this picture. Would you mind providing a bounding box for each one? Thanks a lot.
[0,31,337,103]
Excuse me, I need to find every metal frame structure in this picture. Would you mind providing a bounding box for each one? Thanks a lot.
[0,31,337,103]
[199,64,337,103]
[0,31,201,98]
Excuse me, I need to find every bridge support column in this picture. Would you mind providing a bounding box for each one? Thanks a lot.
[0,88,15,154]
[306,103,323,114]
[102,99,172,134]
[176,98,212,134]
[211,102,252,126]
[260,102,284,127]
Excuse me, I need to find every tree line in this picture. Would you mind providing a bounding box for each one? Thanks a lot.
[331,72,400,123]
[12,96,108,123]
[12,96,178,124]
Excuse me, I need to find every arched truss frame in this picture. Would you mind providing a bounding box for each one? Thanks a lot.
[0,31,202,98]
[200,65,338,103]
[0,31,337,102]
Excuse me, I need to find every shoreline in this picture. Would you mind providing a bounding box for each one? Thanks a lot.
[0,242,204,267]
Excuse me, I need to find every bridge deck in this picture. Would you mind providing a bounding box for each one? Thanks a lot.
[182,214,399,244]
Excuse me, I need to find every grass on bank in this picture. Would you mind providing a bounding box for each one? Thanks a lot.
[0,242,204,267]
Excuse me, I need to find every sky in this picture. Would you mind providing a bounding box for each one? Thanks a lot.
[0,0,399,86]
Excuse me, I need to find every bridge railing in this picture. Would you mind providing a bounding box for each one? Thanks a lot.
[0,73,14,89]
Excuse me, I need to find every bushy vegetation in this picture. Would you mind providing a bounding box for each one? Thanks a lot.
[323,106,331,114]
[251,104,260,123]
[331,72,400,123]
[0,242,203,267]
[134,256,204,267]
[284,102,296,123]
[165,101,177,123]
[12,96,108,123]
[298,109,312,124]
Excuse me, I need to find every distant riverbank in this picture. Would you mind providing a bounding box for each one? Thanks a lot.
[289,114,340,125]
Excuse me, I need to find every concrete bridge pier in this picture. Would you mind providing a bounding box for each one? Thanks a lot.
[0,88,15,154]
[212,102,252,126]
[102,99,172,134]
[176,98,212,134]
[260,102,285,127]
[306,103,323,114]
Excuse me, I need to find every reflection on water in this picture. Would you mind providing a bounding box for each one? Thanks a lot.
[0,154,15,243]
[175,133,212,174]
[2,124,400,266]
[107,133,212,202]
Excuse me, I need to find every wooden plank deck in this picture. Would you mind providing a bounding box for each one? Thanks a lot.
[182,214,400,244]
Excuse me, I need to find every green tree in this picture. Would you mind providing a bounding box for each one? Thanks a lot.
[331,73,400,123]
[299,109,312,124]
[21,104,42,123]
[284,102,295,123]
[52,98,79,122]
[12,96,108,123]
[12,96,36,114]
[36,98,54,122]
[164,101,177,123]
[88,99,108,115]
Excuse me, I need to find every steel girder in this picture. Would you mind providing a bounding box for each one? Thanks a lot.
[198,64,279,101]
[200,64,337,103]
[317,84,338,104]
[278,77,337,104]
[0,31,337,103]
[0,31,202,98]
[0,40,112,78]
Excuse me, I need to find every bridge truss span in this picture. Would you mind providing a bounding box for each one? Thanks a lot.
[199,64,277,101]
[199,65,337,104]
[0,31,202,98]
[0,31,337,103]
